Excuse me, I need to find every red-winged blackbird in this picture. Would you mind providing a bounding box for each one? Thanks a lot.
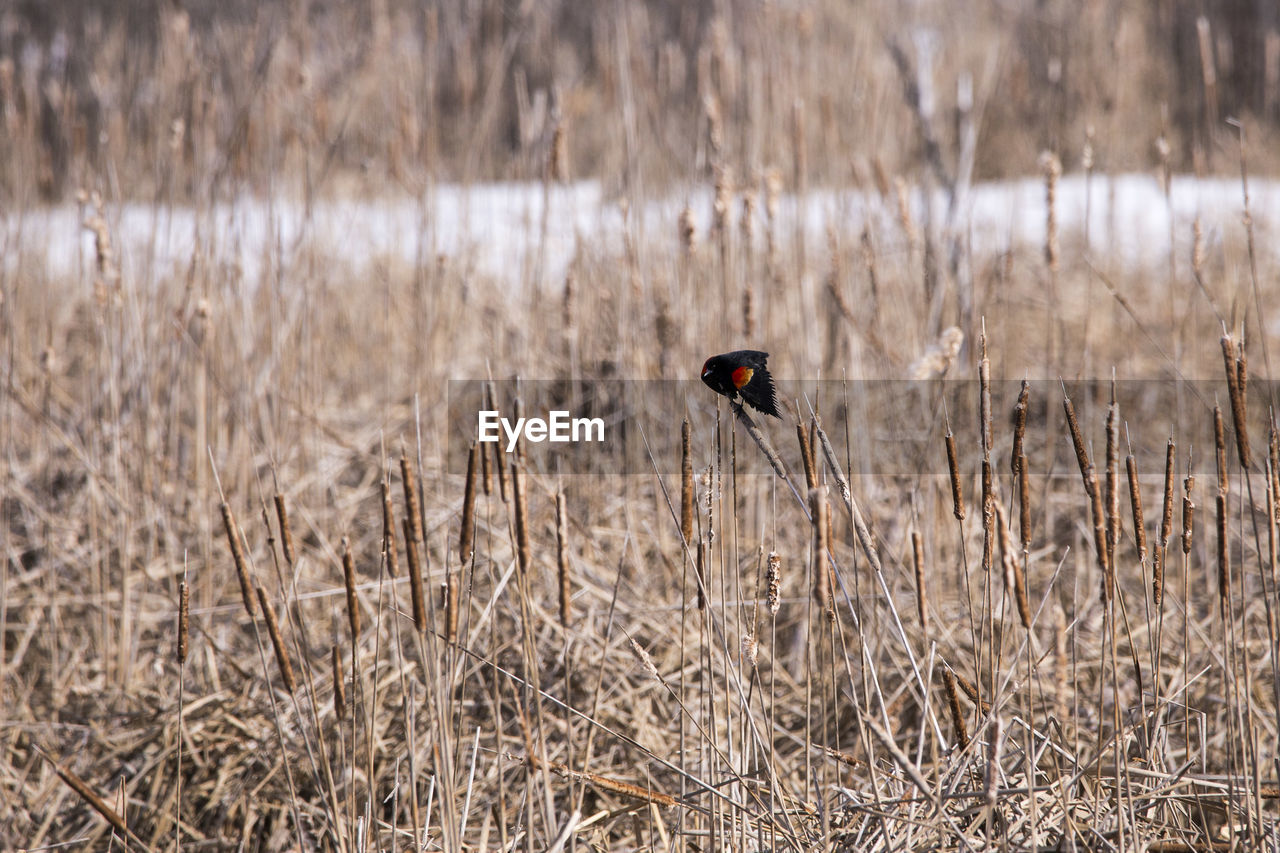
[701,350,782,418]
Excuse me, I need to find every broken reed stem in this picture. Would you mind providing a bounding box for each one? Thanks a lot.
[273,492,296,566]
[810,489,833,619]
[680,418,694,544]
[1223,331,1252,469]
[257,586,296,692]
[946,428,966,520]
[556,490,571,629]
[459,442,479,566]
[797,419,818,491]
[177,580,189,664]
[1156,437,1176,605]
[1127,452,1148,564]
[332,645,347,720]
[512,458,531,576]
[341,537,361,641]
[382,478,400,577]
[732,402,787,480]
[912,529,929,636]
[403,516,426,631]
[943,668,969,750]
[220,501,256,618]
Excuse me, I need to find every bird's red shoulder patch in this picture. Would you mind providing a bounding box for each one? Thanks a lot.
[731,366,754,389]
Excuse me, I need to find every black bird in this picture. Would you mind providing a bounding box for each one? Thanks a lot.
[700,350,782,418]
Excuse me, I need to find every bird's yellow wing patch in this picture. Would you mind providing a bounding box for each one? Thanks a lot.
[731,366,753,389]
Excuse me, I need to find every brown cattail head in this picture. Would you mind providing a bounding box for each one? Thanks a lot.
[403,516,426,631]
[1213,404,1228,495]
[797,418,818,491]
[942,668,969,750]
[332,645,346,720]
[177,580,190,665]
[341,536,361,641]
[1182,473,1196,556]
[1018,454,1032,552]
[1090,470,1113,605]
[979,331,992,455]
[273,492,296,566]
[680,419,694,544]
[1127,453,1148,564]
[945,428,965,520]
[459,442,479,566]
[220,501,256,619]
[445,572,460,642]
[1105,392,1120,568]
[556,489,571,629]
[1222,332,1252,469]
[1040,151,1061,273]
[381,477,399,577]
[257,586,296,693]
[810,488,832,614]
[985,715,1005,811]
[1063,391,1093,489]
[695,538,707,611]
[512,458,531,576]
[766,551,781,614]
[1011,379,1030,478]
[1154,437,1176,606]
[401,456,424,547]
[911,529,929,636]
[994,498,1031,629]
[981,458,994,574]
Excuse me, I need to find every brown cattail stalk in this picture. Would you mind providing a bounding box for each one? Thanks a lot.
[257,586,296,692]
[981,458,994,574]
[459,442,479,566]
[400,456,424,545]
[943,668,970,750]
[220,501,256,618]
[341,537,361,641]
[1127,452,1148,564]
[381,478,399,577]
[177,580,190,664]
[445,574,459,642]
[273,492,296,566]
[403,517,425,631]
[946,428,965,520]
[332,645,346,720]
[912,529,929,635]
[512,459,531,576]
[556,490,571,628]
[1011,379,1030,477]
[1216,491,1230,606]
[1155,437,1176,605]
[1182,474,1196,556]
[1019,454,1032,551]
[695,538,707,611]
[680,419,694,543]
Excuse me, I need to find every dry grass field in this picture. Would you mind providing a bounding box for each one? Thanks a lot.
[2,2,1279,851]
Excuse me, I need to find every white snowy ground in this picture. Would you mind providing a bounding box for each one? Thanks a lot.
[3,173,1276,294]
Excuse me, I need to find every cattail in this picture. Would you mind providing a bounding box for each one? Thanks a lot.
[459,442,479,565]
[945,428,965,520]
[680,419,694,544]
[1040,151,1061,273]
[1213,403,1228,498]
[1182,474,1196,556]
[220,501,256,619]
[400,456,424,545]
[742,633,759,668]
[177,580,190,664]
[341,537,361,641]
[979,332,992,454]
[912,529,929,635]
[556,490,571,629]
[1216,491,1229,606]
[1018,454,1032,552]
[403,517,426,631]
[257,587,296,692]
[695,538,706,611]
[46,754,131,838]
[1154,437,1176,605]
[797,419,818,491]
[985,715,1004,812]
[1105,390,1120,568]
[981,459,994,574]
[512,459,531,576]
[1063,391,1091,487]
[273,493,296,566]
[1127,452,1147,564]
[1222,332,1252,469]
[445,573,459,642]
[994,499,1031,629]
[1092,470,1113,605]
[381,478,399,577]
[810,488,832,615]
[1011,379,1030,477]
[488,383,509,502]
[332,645,346,720]
[629,637,662,683]
[766,551,781,614]
[943,668,969,750]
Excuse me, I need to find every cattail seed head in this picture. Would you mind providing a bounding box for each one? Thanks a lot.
[341,537,361,641]
[257,586,296,693]
[766,551,781,614]
[177,580,190,665]
[220,502,256,619]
